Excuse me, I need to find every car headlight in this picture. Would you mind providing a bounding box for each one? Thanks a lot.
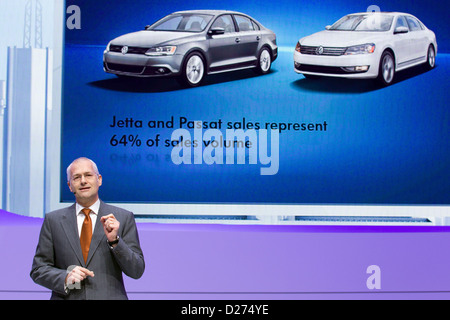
[344,43,375,55]
[106,41,112,52]
[295,42,301,53]
[145,46,177,56]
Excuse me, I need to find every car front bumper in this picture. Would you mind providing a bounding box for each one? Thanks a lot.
[293,50,380,79]
[103,51,184,77]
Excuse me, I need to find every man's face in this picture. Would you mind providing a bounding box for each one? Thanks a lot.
[67,159,102,206]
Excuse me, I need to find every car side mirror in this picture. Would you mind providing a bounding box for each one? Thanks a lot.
[394,26,408,34]
[208,27,225,35]
[325,25,331,30]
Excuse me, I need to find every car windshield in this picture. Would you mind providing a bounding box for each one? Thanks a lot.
[329,14,394,31]
[148,14,214,32]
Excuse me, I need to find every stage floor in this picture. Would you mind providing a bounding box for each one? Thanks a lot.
[1,210,450,300]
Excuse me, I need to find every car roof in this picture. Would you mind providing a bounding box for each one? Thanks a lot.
[348,12,413,17]
[172,9,247,16]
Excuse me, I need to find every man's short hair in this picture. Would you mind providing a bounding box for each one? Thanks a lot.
[66,157,100,182]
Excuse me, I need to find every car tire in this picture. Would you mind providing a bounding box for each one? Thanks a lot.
[180,52,205,87]
[255,47,272,75]
[377,51,395,86]
[425,45,436,70]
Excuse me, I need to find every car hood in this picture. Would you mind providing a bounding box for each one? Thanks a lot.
[110,30,200,47]
[300,30,387,47]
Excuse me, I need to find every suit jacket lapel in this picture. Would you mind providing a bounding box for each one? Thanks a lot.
[86,200,107,266]
[60,204,85,266]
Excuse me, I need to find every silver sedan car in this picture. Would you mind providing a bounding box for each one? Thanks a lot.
[103,10,278,87]
[294,12,437,86]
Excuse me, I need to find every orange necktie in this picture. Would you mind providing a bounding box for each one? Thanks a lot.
[80,208,92,264]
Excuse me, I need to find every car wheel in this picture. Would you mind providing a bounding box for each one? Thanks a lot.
[378,51,395,86]
[425,45,436,70]
[180,52,205,87]
[255,47,272,74]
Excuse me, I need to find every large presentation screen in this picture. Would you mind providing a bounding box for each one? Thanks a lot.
[61,0,449,217]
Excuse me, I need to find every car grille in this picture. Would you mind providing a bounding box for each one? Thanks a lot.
[106,63,145,74]
[300,46,347,56]
[297,64,348,74]
[109,45,149,55]
[105,62,172,76]
[294,63,369,74]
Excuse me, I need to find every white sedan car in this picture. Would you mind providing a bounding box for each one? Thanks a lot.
[294,12,437,86]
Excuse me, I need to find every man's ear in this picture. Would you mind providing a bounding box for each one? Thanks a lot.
[98,174,103,187]
[67,181,73,193]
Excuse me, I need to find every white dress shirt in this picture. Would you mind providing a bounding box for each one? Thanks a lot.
[75,199,100,237]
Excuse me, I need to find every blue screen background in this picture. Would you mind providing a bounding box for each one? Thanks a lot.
[66,0,449,52]
[61,0,450,205]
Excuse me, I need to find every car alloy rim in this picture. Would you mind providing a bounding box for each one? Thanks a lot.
[186,55,204,84]
[382,54,394,84]
[428,47,435,67]
[260,50,271,72]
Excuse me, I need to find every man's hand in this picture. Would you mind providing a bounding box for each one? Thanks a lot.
[100,214,120,243]
[65,266,94,289]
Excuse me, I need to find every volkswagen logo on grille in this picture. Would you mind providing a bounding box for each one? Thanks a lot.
[121,46,129,55]
[316,46,324,55]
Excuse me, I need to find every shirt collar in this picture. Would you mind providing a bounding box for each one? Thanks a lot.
[76,198,100,216]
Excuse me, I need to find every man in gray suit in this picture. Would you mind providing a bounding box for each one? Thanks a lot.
[30,157,145,300]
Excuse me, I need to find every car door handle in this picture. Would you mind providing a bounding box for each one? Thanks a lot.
[235,38,241,43]
[256,36,261,41]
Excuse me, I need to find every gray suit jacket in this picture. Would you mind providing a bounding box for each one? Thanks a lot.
[30,201,145,300]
